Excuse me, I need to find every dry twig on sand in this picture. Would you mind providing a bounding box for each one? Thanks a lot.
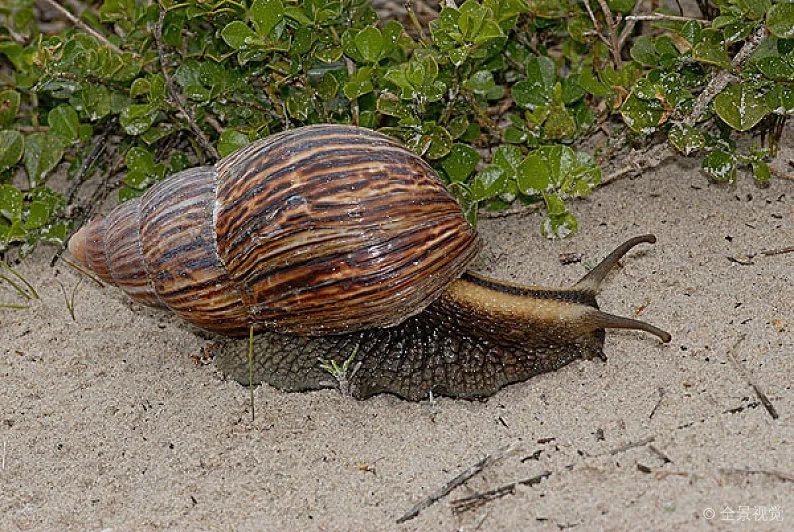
[396,442,517,523]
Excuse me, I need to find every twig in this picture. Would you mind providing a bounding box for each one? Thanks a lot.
[396,443,517,523]
[50,121,117,268]
[52,149,125,268]
[60,257,105,288]
[582,0,615,64]
[248,325,255,422]
[625,14,711,24]
[608,436,655,455]
[720,468,794,483]
[38,0,125,55]
[759,246,794,257]
[617,1,645,54]
[479,202,541,219]
[601,142,674,186]
[154,9,219,161]
[684,25,770,126]
[648,445,672,464]
[724,335,779,420]
[648,387,665,419]
[769,164,794,181]
[65,119,113,207]
[595,0,622,68]
[345,58,359,127]
[451,471,552,515]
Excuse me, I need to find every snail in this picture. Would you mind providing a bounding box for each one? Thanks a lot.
[68,124,671,401]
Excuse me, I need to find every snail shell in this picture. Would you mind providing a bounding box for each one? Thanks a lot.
[69,125,480,336]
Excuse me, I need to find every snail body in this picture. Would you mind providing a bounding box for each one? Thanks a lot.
[69,124,670,400]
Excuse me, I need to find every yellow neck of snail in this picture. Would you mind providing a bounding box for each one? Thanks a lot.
[437,271,671,344]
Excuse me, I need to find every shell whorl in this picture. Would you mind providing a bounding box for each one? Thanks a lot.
[69,125,480,336]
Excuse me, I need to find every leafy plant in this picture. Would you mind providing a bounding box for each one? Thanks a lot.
[0,0,791,262]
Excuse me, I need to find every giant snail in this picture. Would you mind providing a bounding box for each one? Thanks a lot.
[69,124,671,400]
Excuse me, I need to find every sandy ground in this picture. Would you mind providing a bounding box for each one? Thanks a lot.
[1,133,792,530]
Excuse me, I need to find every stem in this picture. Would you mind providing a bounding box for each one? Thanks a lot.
[154,8,219,160]
[39,0,126,55]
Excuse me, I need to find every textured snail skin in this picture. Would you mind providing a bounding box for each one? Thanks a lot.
[214,236,672,401]
[69,125,671,401]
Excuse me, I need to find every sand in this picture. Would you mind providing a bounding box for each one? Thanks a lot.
[1,135,792,530]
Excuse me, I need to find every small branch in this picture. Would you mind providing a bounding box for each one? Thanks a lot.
[38,0,125,55]
[154,9,219,161]
[583,0,615,63]
[51,120,115,267]
[684,25,770,126]
[595,0,622,68]
[451,472,552,515]
[720,468,794,483]
[759,246,794,257]
[608,436,656,455]
[345,58,359,127]
[625,14,711,24]
[396,443,517,524]
[724,335,779,420]
[617,1,645,54]
[479,202,541,219]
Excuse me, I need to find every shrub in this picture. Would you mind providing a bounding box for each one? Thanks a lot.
[0,0,791,258]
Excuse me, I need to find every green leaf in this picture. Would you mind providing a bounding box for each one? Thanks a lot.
[693,29,731,67]
[607,0,635,14]
[541,194,577,239]
[620,93,665,133]
[513,56,555,108]
[465,70,497,96]
[125,147,156,175]
[516,152,550,195]
[471,165,507,201]
[424,124,453,159]
[317,73,339,101]
[24,200,52,230]
[354,26,385,63]
[492,144,523,175]
[23,133,65,187]
[0,130,24,173]
[755,55,794,81]
[543,104,576,140]
[120,103,158,135]
[81,85,111,121]
[48,104,80,142]
[668,122,706,155]
[222,21,257,50]
[701,149,736,183]
[343,67,374,99]
[713,83,769,131]
[0,90,20,127]
[0,184,23,222]
[765,85,794,114]
[631,35,659,66]
[681,20,703,45]
[286,90,311,120]
[440,143,480,182]
[751,160,771,187]
[767,3,794,38]
[250,0,284,37]
[577,69,611,97]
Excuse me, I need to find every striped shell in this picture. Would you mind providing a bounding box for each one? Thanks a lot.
[69,125,481,336]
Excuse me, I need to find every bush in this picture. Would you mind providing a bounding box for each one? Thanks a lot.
[0,0,791,258]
